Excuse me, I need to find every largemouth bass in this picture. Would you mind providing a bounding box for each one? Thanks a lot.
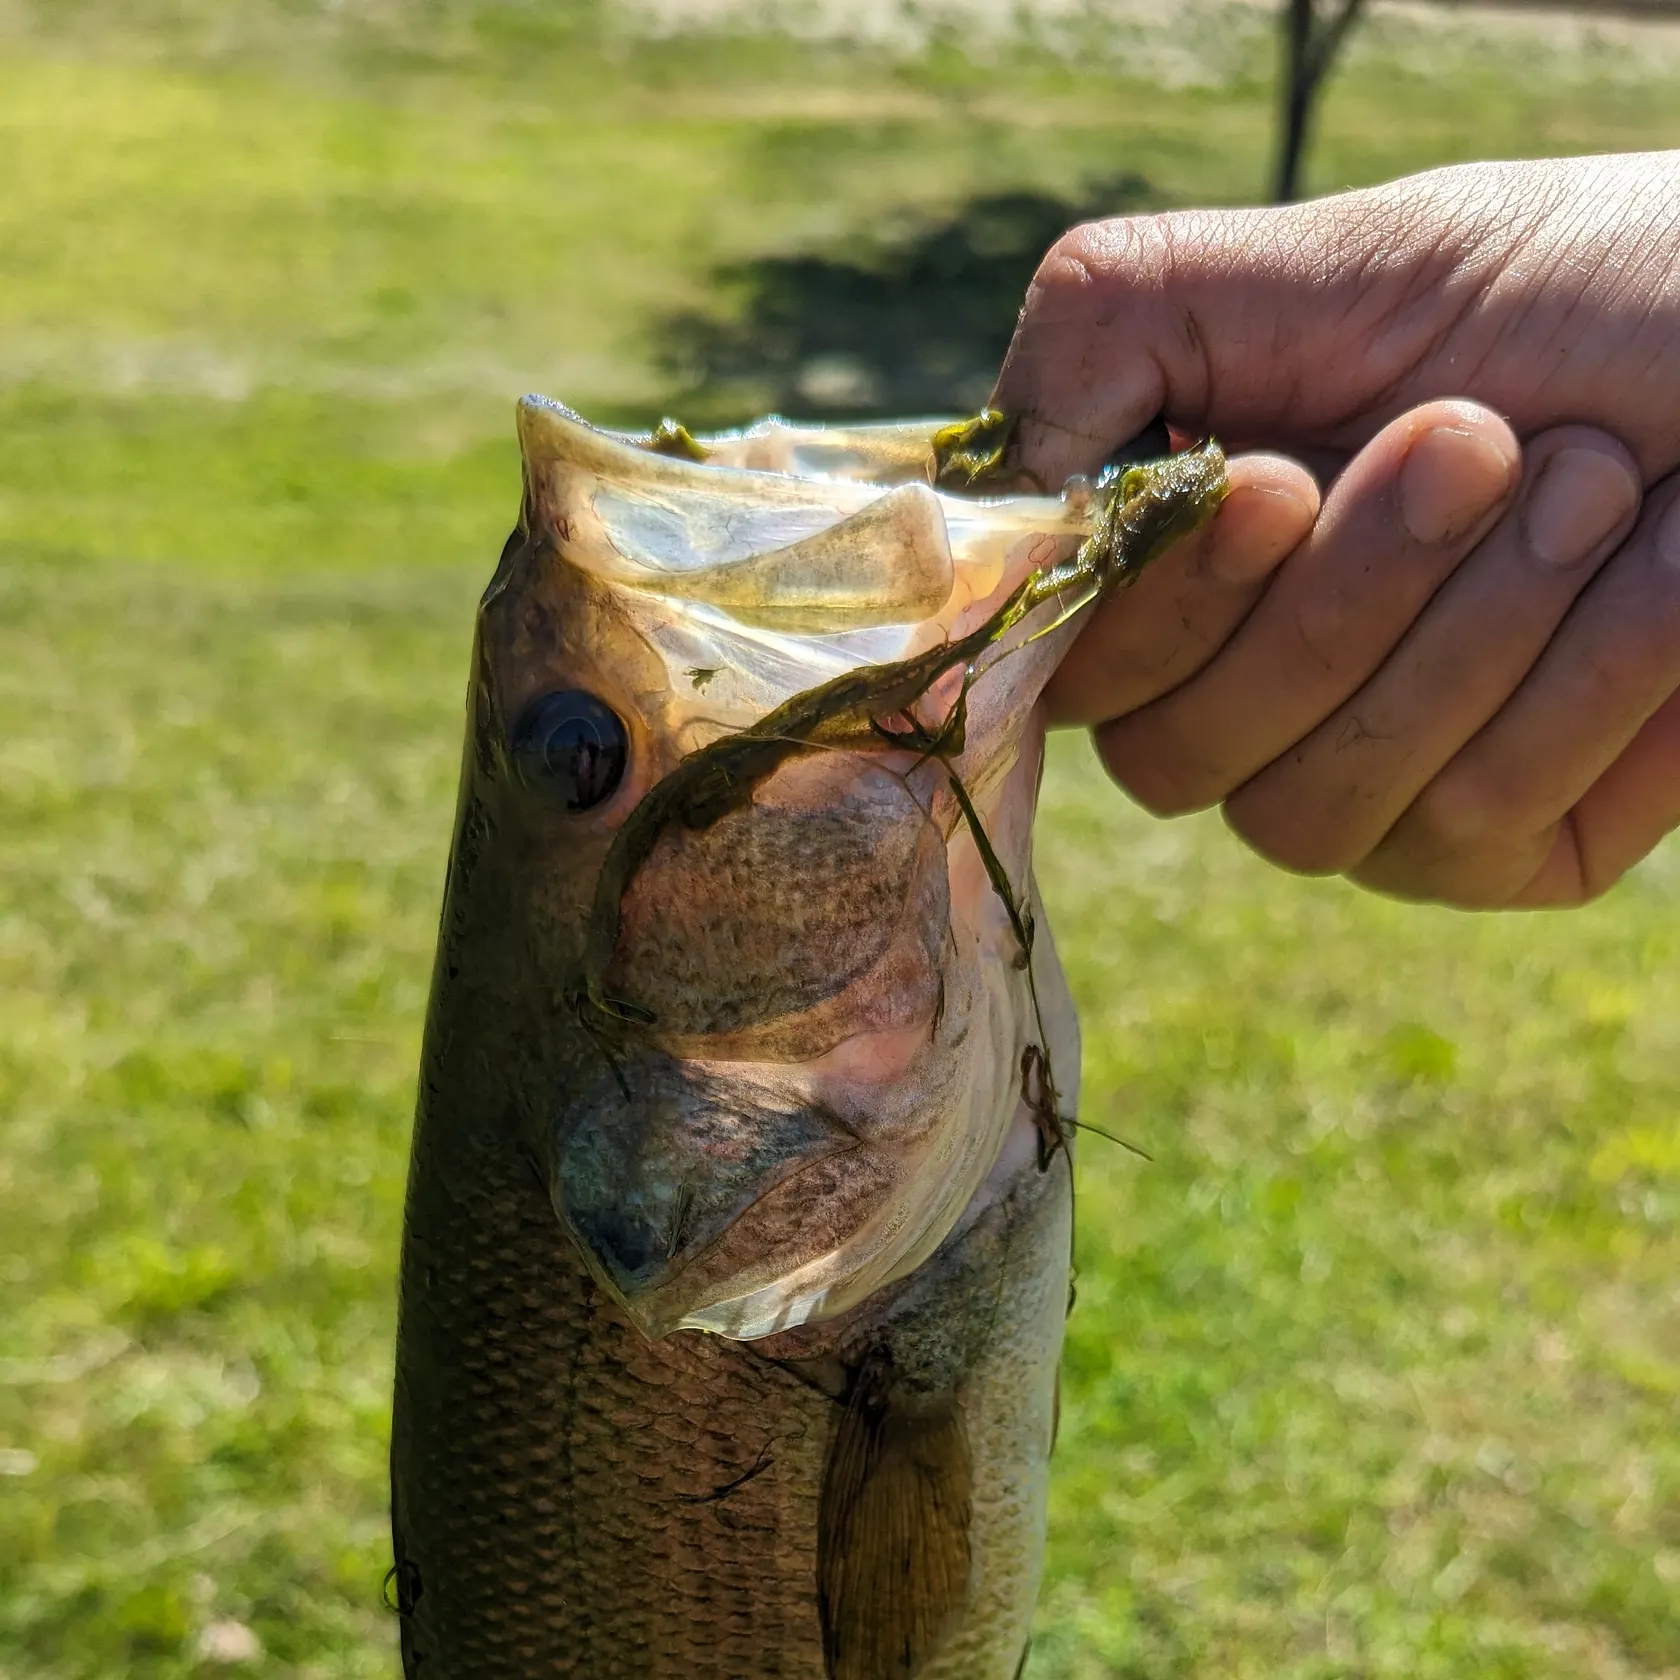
[391,401,1226,1679]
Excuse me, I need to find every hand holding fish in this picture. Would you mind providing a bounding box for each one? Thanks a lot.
[997,151,1680,909]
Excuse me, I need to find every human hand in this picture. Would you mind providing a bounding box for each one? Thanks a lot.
[997,152,1680,907]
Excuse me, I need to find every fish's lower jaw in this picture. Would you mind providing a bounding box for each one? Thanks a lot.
[664,1182,995,1344]
[617,1299,697,1342]
[556,1075,1024,1346]
[602,1261,844,1342]
[612,1234,943,1344]
[678,1276,839,1341]
[583,1257,828,1343]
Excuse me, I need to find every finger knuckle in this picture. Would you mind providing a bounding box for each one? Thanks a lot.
[1109,765,1204,821]
[1025,216,1172,325]
[1570,635,1653,719]
[1410,769,1504,855]
[1095,721,1214,818]
[1223,792,1354,877]
[1288,584,1358,677]
[1034,223,1106,294]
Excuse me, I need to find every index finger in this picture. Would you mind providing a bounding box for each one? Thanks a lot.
[1044,452,1320,726]
[991,204,1468,487]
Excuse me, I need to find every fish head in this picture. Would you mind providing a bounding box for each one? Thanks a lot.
[462,398,1221,1341]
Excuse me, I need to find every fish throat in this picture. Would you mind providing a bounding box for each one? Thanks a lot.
[571,434,1229,1150]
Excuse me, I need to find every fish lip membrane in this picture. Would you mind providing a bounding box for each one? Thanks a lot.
[489,400,1226,1342]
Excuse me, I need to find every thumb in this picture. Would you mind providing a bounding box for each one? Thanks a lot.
[990,189,1478,487]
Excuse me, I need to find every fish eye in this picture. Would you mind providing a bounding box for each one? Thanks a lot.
[510,690,628,813]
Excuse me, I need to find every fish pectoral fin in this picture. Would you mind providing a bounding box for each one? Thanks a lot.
[817,1352,973,1680]
[676,483,955,632]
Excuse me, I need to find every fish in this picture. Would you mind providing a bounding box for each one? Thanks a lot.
[390,399,1227,1679]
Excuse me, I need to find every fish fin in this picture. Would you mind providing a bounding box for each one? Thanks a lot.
[818,1350,972,1680]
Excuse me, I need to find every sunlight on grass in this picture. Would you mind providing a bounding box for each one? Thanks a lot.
[1036,755,1680,1678]
[2,4,1679,1676]
[0,561,468,1674]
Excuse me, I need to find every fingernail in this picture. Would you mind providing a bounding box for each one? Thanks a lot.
[1398,426,1514,545]
[1207,484,1316,585]
[1522,447,1640,569]
[1659,493,1680,570]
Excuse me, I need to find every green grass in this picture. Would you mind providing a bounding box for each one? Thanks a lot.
[2,5,1679,1676]
[1040,772,1680,1678]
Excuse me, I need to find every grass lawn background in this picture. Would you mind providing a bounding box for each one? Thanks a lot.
[2,2,1678,1674]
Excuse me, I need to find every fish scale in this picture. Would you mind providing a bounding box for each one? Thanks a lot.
[395,1125,833,1674]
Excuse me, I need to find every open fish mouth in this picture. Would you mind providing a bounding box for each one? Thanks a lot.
[484,401,1228,1341]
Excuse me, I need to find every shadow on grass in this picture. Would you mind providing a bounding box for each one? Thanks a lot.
[659,174,1164,426]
